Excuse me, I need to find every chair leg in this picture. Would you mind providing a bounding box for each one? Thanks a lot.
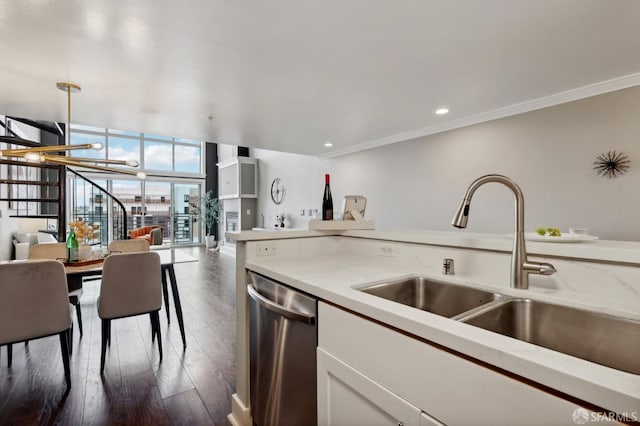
[150,312,157,342]
[75,302,83,337]
[100,319,110,375]
[59,330,71,389]
[151,311,163,363]
[69,323,74,356]
[161,271,170,324]
[7,344,12,368]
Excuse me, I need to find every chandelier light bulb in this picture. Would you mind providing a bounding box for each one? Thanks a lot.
[91,143,104,150]
[24,152,43,162]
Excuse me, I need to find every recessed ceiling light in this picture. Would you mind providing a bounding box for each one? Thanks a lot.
[324,142,333,147]
[435,107,449,115]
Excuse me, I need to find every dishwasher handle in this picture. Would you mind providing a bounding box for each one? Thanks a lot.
[247,283,316,324]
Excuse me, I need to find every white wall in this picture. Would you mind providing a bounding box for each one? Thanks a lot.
[0,203,17,260]
[329,87,640,241]
[217,87,640,241]
[252,148,328,229]
[0,119,43,259]
[0,138,16,259]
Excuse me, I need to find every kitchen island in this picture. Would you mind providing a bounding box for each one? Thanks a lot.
[226,229,640,425]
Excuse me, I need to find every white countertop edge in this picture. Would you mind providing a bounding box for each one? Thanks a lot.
[228,229,640,264]
[245,261,640,414]
[227,229,338,241]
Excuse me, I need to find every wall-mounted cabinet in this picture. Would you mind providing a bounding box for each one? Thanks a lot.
[218,157,258,199]
[218,157,259,246]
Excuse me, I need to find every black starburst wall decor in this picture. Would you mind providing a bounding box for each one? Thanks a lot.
[593,150,630,178]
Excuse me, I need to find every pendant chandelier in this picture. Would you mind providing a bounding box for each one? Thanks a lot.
[0,82,146,179]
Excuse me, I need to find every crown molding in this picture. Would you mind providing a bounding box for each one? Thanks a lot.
[318,72,640,159]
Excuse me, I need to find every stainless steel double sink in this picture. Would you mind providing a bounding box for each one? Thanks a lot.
[359,276,640,375]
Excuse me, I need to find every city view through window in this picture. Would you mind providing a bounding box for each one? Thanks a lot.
[70,124,205,246]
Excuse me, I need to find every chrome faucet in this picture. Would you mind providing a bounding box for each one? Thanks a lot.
[451,174,556,289]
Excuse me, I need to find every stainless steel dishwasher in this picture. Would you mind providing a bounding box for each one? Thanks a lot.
[248,271,317,426]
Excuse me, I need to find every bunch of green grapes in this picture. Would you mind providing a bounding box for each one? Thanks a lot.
[535,227,562,237]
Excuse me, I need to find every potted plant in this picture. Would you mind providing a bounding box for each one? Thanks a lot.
[191,191,222,250]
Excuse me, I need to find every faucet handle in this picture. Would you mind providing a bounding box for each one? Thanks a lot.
[523,261,556,276]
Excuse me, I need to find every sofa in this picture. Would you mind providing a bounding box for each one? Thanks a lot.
[127,226,163,246]
[12,232,58,260]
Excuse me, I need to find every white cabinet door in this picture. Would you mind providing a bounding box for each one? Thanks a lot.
[318,348,422,426]
[218,157,258,199]
[219,162,238,198]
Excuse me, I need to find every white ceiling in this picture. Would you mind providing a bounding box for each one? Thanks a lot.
[1,1,640,157]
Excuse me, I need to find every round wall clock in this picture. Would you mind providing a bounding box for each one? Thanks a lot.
[270,178,285,204]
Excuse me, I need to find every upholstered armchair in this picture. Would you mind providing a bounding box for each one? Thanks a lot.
[127,226,163,245]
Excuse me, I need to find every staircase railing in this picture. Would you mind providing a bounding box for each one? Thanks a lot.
[66,168,128,247]
[1,116,128,246]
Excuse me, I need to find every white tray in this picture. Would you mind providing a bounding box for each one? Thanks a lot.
[524,232,599,243]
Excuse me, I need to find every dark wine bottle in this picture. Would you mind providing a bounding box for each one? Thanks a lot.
[322,174,333,220]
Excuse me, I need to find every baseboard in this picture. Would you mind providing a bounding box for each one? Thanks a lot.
[227,393,251,426]
[220,244,236,257]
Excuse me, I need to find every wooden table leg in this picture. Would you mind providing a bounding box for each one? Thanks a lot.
[166,264,186,348]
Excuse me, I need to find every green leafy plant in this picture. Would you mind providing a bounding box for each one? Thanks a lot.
[191,191,222,236]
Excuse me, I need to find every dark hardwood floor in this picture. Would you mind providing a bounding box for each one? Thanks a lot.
[0,247,237,426]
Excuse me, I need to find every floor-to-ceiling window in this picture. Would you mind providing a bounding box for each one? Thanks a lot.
[173,183,201,244]
[69,125,205,245]
[144,181,171,240]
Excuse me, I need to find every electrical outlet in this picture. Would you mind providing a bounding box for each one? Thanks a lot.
[257,242,277,257]
[300,209,305,216]
[378,244,397,257]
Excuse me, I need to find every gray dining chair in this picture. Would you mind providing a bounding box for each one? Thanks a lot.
[29,242,84,337]
[98,251,162,374]
[108,239,150,253]
[0,260,72,389]
[107,239,173,325]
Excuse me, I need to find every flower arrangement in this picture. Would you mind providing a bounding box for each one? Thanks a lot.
[68,217,100,243]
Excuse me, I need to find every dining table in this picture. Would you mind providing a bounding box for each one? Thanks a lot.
[63,248,196,348]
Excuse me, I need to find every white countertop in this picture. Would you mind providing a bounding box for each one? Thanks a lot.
[244,248,640,414]
[228,228,640,264]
